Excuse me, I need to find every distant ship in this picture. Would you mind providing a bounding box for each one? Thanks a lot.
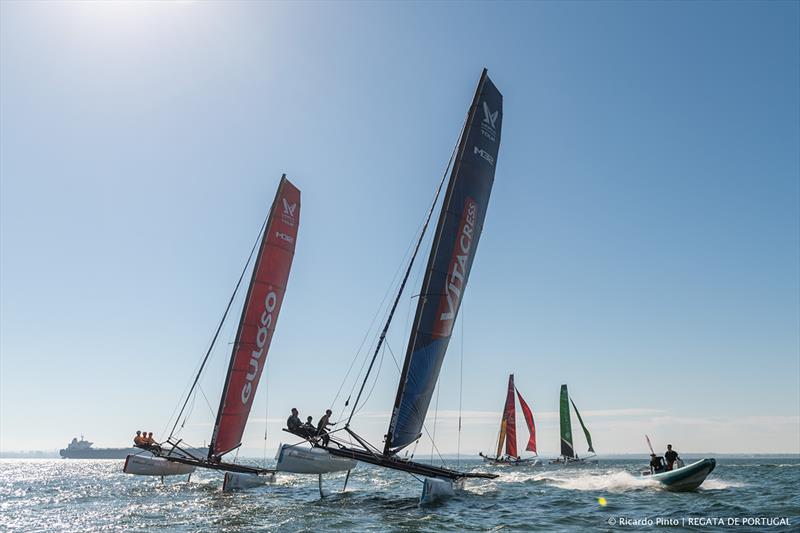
[59,436,137,459]
[59,436,208,459]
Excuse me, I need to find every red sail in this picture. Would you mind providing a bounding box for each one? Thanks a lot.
[503,374,517,458]
[516,387,537,453]
[209,176,300,458]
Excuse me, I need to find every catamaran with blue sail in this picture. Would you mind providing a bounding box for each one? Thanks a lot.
[277,68,503,503]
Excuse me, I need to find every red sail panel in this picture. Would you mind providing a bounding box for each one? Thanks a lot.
[504,374,517,458]
[516,388,537,453]
[210,176,300,458]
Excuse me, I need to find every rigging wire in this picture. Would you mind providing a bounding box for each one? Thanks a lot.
[457,304,464,468]
[430,382,440,463]
[168,211,270,440]
[263,357,270,469]
[345,145,455,427]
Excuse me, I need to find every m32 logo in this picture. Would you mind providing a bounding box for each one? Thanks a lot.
[474,146,495,166]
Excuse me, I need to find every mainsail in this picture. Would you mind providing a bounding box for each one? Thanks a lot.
[496,374,517,458]
[515,388,537,453]
[209,176,301,458]
[570,398,594,453]
[385,69,503,453]
[559,384,575,458]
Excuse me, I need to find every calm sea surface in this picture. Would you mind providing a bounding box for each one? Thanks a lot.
[1,457,798,532]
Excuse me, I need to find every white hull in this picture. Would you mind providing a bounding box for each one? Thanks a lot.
[419,477,464,505]
[222,471,276,492]
[123,454,195,476]
[275,444,357,474]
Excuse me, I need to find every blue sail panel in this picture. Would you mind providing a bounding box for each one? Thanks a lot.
[386,70,503,453]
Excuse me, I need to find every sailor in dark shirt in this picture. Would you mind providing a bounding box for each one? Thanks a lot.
[649,453,666,473]
[664,444,679,470]
[316,409,336,446]
[287,408,302,434]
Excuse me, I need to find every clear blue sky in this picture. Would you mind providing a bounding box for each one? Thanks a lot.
[1,1,798,456]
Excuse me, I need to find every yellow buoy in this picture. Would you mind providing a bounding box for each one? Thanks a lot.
[598,497,607,507]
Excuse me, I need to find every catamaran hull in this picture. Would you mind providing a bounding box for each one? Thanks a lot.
[275,444,357,474]
[482,456,542,467]
[222,471,276,492]
[420,477,464,505]
[644,458,716,491]
[123,454,196,476]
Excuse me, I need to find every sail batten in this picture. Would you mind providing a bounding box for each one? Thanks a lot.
[209,176,301,458]
[385,69,503,454]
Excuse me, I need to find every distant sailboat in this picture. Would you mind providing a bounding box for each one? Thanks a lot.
[278,68,503,503]
[479,374,541,466]
[123,175,302,489]
[550,384,597,464]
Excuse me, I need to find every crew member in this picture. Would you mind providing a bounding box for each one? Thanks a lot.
[316,409,336,446]
[133,431,145,446]
[664,444,679,471]
[649,453,666,474]
[287,408,302,434]
[300,416,316,438]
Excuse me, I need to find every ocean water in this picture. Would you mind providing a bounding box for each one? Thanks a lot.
[1,457,798,532]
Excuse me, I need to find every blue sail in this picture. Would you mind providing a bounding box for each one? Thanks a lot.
[385,70,503,453]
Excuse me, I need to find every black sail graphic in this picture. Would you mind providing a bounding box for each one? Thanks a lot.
[385,69,502,453]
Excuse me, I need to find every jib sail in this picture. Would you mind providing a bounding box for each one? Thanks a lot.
[571,398,594,453]
[516,387,537,453]
[209,176,301,458]
[385,69,503,454]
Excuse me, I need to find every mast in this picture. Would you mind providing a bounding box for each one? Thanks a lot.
[208,175,301,459]
[384,69,503,455]
[559,384,575,459]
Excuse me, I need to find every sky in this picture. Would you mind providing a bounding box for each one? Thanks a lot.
[1,1,798,457]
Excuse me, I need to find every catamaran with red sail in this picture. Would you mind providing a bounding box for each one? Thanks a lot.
[276,68,504,504]
[479,374,541,466]
[122,175,331,490]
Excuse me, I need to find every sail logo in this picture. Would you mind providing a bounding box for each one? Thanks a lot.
[241,288,278,404]
[281,198,297,226]
[480,100,498,142]
[483,101,498,129]
[275,231,294,244]
[474,146,495,166]
[432,197,478,338]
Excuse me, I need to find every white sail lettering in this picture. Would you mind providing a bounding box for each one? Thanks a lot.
[241,289,278,405]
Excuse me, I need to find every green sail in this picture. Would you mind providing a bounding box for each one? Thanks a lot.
[559,385,574,458]
[570,398,594,453]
